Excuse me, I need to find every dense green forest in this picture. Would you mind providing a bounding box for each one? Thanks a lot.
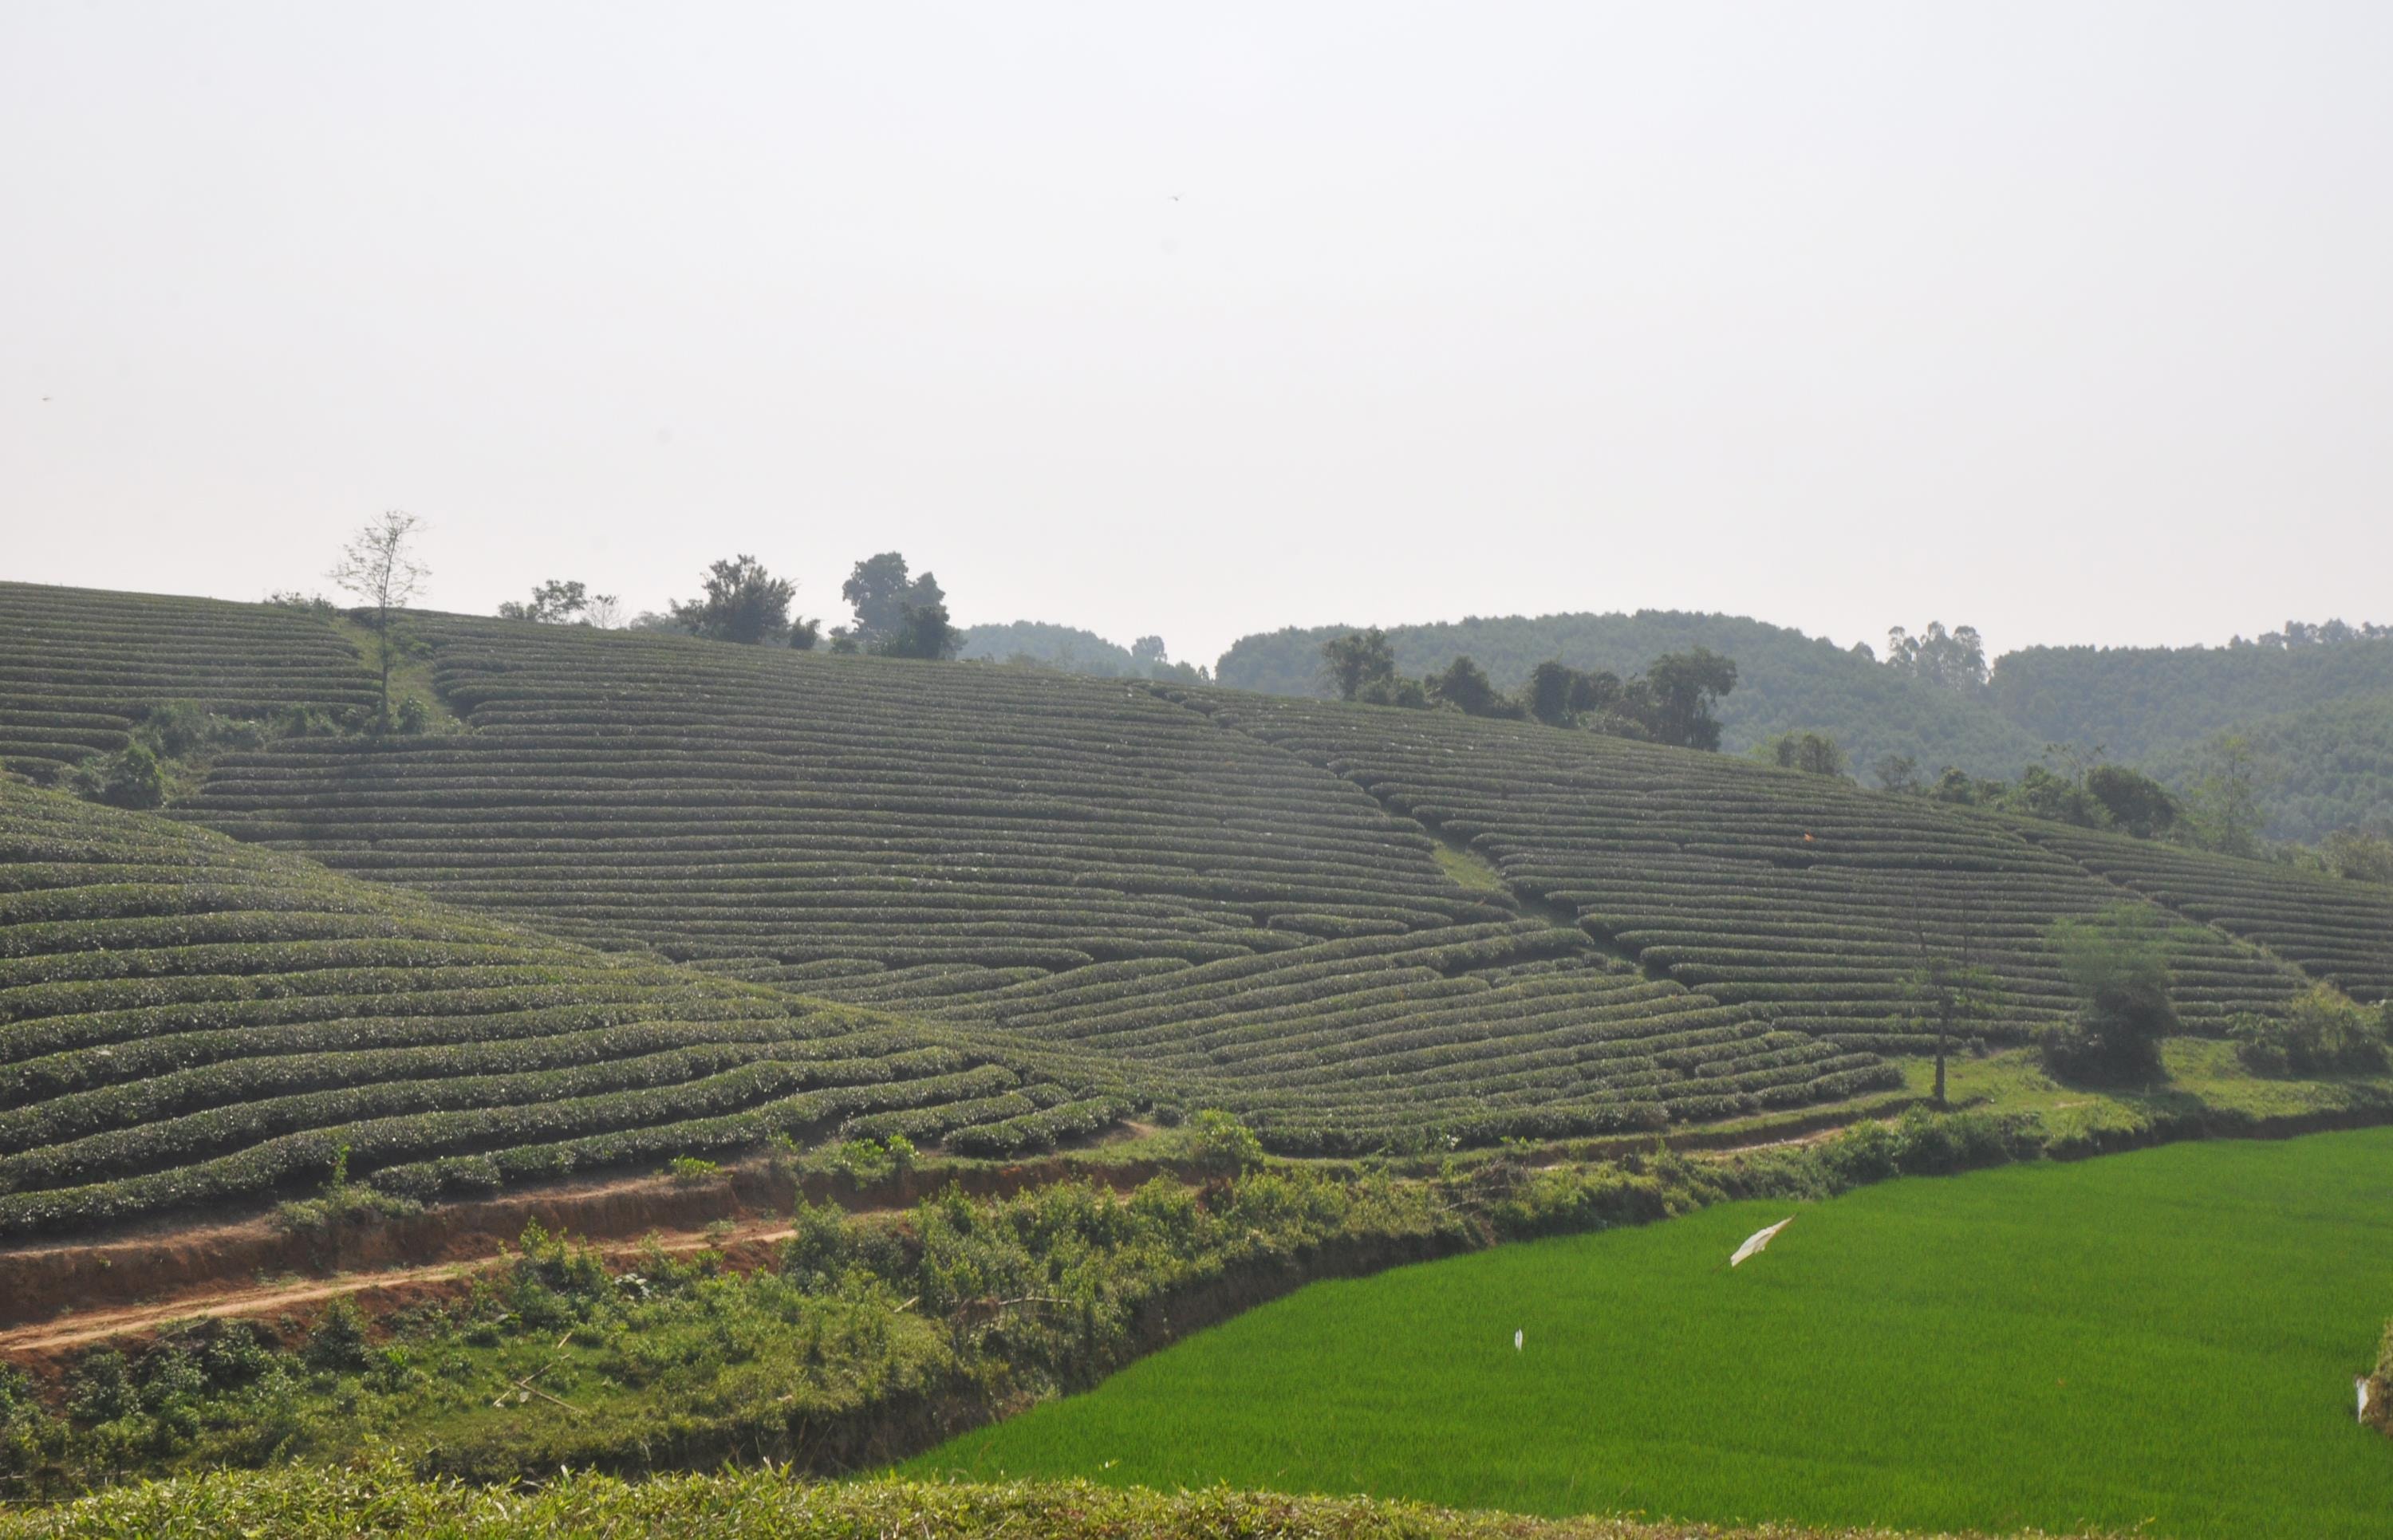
[2142,695,2393,842]
[1216,612,2049,782]
[1212,612,2393,841]
[1989,630,2393,762]
[960,621,1203,680]
[961,621,1139,675]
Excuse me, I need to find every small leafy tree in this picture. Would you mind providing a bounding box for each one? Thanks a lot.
[496,579,588,624]
[1641,648,1738,750]
[1184,1109,1264,1173]
[2319,825,2393,885]
[1907,892,1999,1107]
[72,744,167,809]
[1761,730,1848,778]
[668,555,795,644]
[842,553,944,648]
[327,510,429,727]
[2041,904,2183,1081]
[2084,764,2178,839]
[2226,984,2389,1076]
[1426,656,1517,718]
[2180,735,2268,858]
[1319,629,1397,701]
[1873,753,1923,794]
[873,600,963,660]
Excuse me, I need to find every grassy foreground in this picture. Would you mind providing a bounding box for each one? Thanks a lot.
[0,1463,2113,1539]
[913,1128,2393,1539]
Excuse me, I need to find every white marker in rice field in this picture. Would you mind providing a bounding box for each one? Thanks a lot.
[1514,1329,1524,1352]
[1729,1216,1794,1267]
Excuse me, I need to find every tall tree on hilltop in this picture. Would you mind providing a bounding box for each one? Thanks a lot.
[669,555,796,645]
[1884,622,1990,694]
[328,510,429,729]
[1320,629,1397,701]
[497,579,588,624]
[1427,656,1518,719]
[873,599,964,660]
[842,553,945,648]
[1642,648,1738,750]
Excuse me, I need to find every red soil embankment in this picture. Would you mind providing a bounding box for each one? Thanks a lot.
[0,1156,1169,1344]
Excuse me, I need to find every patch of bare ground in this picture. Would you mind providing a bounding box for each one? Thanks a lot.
[0,1154,1174,1353]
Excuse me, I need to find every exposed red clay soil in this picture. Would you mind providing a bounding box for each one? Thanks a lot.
[0,1155,1171,1348]
[0,1104,1910,1365]
[0,1214,811,1372]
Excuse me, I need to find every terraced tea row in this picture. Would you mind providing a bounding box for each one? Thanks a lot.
[163,617,1902,1144]
[0,582,378,777]
[2009,820,2393,1002]
[181,617,1516,975]
[1180,690,2311,1050]
[739,920,1900,1152]
[0,780,1099,1236]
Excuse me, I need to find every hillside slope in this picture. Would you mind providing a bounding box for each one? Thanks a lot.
[0,779,1087,1236]
[8,583,2388,1162]
[0,581,377,778]
[168,615,1897,1149]
[1992,633,2393,764]
[1216,612,2047,779]
[1174,688,2322,1046]
[2140,694,2393,841]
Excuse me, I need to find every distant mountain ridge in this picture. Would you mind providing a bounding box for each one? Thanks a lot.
[1215,610,2051,782]
[1992,633,2393,762]
[1212,611,2393,840]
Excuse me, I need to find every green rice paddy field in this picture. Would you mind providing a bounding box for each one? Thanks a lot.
[911,1129,2393,1538]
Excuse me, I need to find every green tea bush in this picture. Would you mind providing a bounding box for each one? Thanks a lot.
[2229,984,2390,1076]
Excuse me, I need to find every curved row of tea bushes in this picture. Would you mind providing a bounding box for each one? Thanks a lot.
[162,616,1906,1145]
[0,781,1095,1236]
[0,582,377,775]
[1180,689,2310,1050]
[861,922,1902,1152]
[2009,819,2393,1002]
[179,618,1514,981]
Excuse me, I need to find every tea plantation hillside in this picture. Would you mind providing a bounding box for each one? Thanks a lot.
[2009,818,2393,1002]
[166,615,1898,1150]
[1178,690,2322,1050]
[0,778,1095,1236]
[7,584,2387,1157]
[0,582,378,778]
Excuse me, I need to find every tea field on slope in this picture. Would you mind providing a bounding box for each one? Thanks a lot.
[913,1128,2393,1539]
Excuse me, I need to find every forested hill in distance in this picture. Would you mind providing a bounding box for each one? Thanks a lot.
[1217,612,2393,841]
[2143,694,2393,844]
[1993,633,2393,762]
[1216,612,2050,782]
[962,620,1141,675]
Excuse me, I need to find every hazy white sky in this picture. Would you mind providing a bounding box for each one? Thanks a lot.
[6,2,2388,668]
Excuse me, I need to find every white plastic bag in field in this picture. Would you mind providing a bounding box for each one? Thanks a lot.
[1729,1216,1793,1267]
[1514,1329,1524,1352]
[2361,1376,2374,1424]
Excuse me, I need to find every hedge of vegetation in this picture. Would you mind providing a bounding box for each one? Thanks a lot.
[0,781,1094,1235]
[1176,689,2315,1052]
[0,1467,1994,1540]
[2011,819,2393,1003]
[0,583,377,778]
